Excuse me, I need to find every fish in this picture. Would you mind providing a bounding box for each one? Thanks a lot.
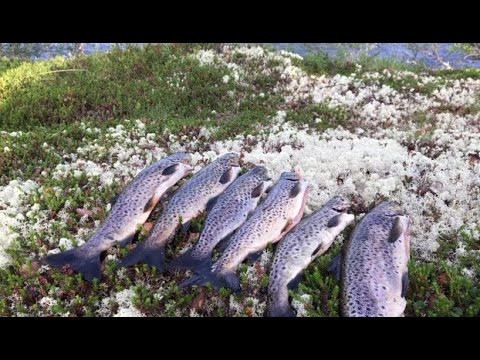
[167,165,273,275]
[119,152,242,273]
[266,196,355,317]
[329,200,411,317]
[43,152,193,282]
[180,171,310,293]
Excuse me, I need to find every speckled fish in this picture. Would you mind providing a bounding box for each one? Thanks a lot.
[329,200,411,317]
[167,166,273,275]
[119,152,242,272]
[266,196,355,317]
[180,171,310,293]
[44,152,193,282]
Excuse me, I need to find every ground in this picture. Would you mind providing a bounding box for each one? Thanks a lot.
[0,44,479,317]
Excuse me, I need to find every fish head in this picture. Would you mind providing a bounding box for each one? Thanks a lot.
[216,153,242,181]
[167,152,192,166]
[250,166,273,190]
[324,195,355,228]
[162,153,194,177]
[327,195,351,213]
[218,152,241,168]
[278,171,310,224]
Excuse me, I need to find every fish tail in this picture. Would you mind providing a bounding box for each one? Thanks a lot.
[119,242,166,273]
[180,269,241,293]
[167,249,212,275]
[266,288,296,317]
[43,247,102,283]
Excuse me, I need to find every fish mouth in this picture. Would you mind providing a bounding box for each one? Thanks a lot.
[221,152,241,167]
[170,152,192,165]
[377,200,405,217]
[251,165,268,176]
[383,208,405,217]
[329,196,350,213]
[281,171,301,182]
[180,158,192,166]
[183,164,194,174]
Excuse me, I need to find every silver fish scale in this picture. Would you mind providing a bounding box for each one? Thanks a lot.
[146,153,240,244]
[343,201,408,317]
[190,166,270,259]
[270,197,345,287]
[87,153,191,249]
[212,172,303,274]
[268,196,352,316]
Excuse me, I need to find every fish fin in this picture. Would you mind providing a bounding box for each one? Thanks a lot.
[251,183,264,198]
[277,219,294,241]
[118,232,137,247]
[266,290,296,317]
[246,249,264,264]
[401,272,409,298]
[162,163,179,175]
[44,248,102,283]
[143,195,158,213]
[327,214,342,228]
[388,217,404,243]
[219,167,234,184]
[180,270,241,293]
[327,254,342,281]
[181,220,192,234]
[215,232,234,253]
[289,182,302,198]
[266,304,296,317]
[119,242,165,273]
[287,271,305,291]
[206,196,218,212]
[311,243,325,258]
[167,249,212,274]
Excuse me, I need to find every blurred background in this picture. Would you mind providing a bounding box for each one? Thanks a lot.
[1,43,479,69]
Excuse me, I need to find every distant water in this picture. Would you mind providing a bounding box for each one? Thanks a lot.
[21,43,480,70]
[272,43,480,69]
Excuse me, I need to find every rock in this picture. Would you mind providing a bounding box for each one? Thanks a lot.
[76,208,94,217]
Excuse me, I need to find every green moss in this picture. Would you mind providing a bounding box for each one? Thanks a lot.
[286,102,350,131]
[298,51,424,77]
[0,44,281,136]
[407,260,480,317]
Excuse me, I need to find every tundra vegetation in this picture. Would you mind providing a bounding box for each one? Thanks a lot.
[0,43,479,317]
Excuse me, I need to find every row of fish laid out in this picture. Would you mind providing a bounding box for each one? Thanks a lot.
[43,152,411,317]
